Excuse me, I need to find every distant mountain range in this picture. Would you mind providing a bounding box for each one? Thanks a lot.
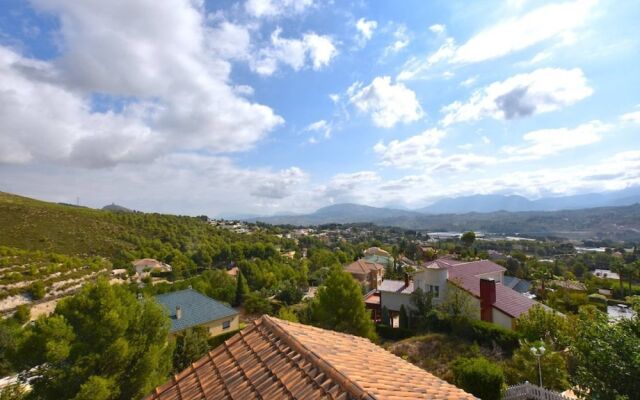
[250,186,640,226]
[417,186,640,214]
[248,187,640,240]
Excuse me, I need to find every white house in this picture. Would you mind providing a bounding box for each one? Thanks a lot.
[379,258,541,330]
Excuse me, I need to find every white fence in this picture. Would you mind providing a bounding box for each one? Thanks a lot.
[504,382,573,400]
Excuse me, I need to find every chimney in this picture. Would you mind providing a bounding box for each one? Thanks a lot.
[175,305,182,320]
[479,278,496,323]
[404,273,410,288]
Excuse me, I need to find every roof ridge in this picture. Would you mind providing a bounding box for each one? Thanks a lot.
[261,315,375,400]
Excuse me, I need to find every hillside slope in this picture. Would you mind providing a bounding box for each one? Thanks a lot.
[0,192,136,255]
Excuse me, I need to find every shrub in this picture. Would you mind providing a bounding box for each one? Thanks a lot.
[452,356,505,400]
[207,328,241,350]
[29,281,46,300]
[244,292,273,315]
[13,305,30,325]
[399,305,409,329]
[375,324,414,340]
[451,318,520,354]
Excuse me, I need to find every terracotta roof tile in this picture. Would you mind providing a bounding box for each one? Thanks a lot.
[146,316,477,400]
[344,260,385,275]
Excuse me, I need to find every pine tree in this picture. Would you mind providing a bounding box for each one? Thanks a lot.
[381,306,390,327]
[311,266,376,340]
[399,305,409,329]
[234,270,249,307]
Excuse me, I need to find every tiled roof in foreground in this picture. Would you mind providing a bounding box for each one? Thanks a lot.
[146,316,476,400]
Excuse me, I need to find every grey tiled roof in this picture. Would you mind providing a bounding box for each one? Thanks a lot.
[154,289,238,333]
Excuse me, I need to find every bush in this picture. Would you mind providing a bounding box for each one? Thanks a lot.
[452,356,505,400]
[207,328,241,350]
[375,324,414,340]
[244,292,273,315]
[451,318,520,354]
[13,305,30,325]
[29,281,46,300]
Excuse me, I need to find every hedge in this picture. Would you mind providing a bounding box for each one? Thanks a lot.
[376,324,414,340]
[207,328,241,349]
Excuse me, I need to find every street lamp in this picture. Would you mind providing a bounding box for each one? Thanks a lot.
[530,345,546,387]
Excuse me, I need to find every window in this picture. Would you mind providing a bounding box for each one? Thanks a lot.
[429,285,440,298]
[222,320,231,330]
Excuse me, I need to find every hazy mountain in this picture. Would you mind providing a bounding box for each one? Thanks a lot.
[418,187,640,214]
[252,203,423,225]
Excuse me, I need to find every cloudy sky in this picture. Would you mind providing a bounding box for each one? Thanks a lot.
[1,0,639,216]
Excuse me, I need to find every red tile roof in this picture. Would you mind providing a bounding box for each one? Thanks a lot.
[449,275,538,318]
[344,259,384,276]
[146,316,477,400]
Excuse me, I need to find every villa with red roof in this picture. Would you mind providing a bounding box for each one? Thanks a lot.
[378,258,540,330]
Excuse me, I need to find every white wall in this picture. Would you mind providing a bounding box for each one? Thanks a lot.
[413,268,449,305]
[380,291,412,312]
[492,308,514,330]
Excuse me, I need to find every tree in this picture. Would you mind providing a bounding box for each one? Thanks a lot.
[0,319,20,376]
[244,291,273,315]
[410,288,434,330]
[452,357,504,400]
[311,266,376,340]
[504,342,569,391]
[277,307,299,323]
[461,231,476,248]
[381,306,390,327]
[275,280,303,305]
[15,278,173,400]
[515,305,570,350]
[399,305,409,329]
[172,326,210,372]
[234,270,249,306]
[439,281,475,320]
[570,306,640,399]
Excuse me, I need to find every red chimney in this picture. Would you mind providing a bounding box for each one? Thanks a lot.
[479,278,496,323]
[404,273,410,288]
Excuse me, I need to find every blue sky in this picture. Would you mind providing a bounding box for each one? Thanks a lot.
[0,0,639,216]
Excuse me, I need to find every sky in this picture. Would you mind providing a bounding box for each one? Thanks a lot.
[0,0,639,217]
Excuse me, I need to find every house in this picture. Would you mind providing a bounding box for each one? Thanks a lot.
[344,259,384,290]
[379,258,541,330]
[363,246,391,258]
[363,246,394,267]
[132,258,172,278]
[154,289,239,337]
[145,315,476,400]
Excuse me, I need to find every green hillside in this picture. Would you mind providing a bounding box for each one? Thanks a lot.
[0,192,137,256]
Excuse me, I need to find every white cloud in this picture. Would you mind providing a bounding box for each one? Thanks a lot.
[373,128,446,169]
[0,154,310,215]
[441,68,593,126]
[384,25,410,55]
[244,0,314,18]
[398,0,597,80]
[452,0,596,64]
[620,110,640,123]
[429,24,445,34]
[460,76,477,87]
[347,76,423,128]
[304,119,332,142]
[250,166,309,199]
[321,171,382,203]
[502,120,611,160]
[207,21,251,60]
[251,28,337,75]
[356,18,377,43]
[0,0,283,167]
